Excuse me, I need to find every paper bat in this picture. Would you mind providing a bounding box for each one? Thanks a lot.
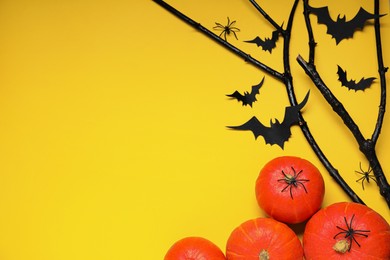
[244,30,280,53]
[309,6,385,44]
[226,77,264,107]
[228,91,310,149]
[337,65,375,91]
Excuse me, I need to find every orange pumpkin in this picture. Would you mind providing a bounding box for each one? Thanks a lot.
[255,156,325,223]
[303,202,390,259]
[164,236,226,260]
[226,217,303,259]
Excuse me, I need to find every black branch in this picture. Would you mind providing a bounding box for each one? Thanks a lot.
[299,0,390,208]
[152,0,376,205]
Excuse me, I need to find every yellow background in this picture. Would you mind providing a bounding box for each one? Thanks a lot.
[0,0,389,259]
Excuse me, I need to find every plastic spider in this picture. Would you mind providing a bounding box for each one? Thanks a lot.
[355,162,377,190]
[333,214,370,251]
[277,167,309,199]
[213,17,240,41]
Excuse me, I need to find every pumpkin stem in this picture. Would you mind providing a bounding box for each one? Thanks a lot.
[259,249,270,260]
[333,239,350,254]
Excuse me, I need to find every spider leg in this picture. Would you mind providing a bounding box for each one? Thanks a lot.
[295,169,304,178]
[356,176,365,182]
[333,229,348,239]
[217,30,225,40]
[280,184,290,193]
[213,24,225,31]
[369,175,378,184]
[353,230,370,237]
[349,214,355,228]
[297,181,308,194]
[231,30,238,40]
[359,162,364,173]
[351,236,361,248]
[355,170,363,175]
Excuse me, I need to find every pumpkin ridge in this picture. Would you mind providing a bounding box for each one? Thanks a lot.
[263,221,284,252]
[238,225,255,245]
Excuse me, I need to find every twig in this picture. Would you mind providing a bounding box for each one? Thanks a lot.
[298,0,390,208]
[372,0,388,145]
[152,0,284,80]
[248,0,283,32]
[268,0,365,204]
[302,0,316,64]
[153,0,365,204]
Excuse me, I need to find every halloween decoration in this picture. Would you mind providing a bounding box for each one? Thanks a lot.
[355,162,377,190]
[277,167,310,199]
[308,6,385,44]
[245,29,280,53]
[303,202,390,258]
[226,217,304,259]
[228,91,309,149]
[256,156,325,224]
[213,17,240,41]
[337,65,375,91]
[153,0,390,208]
[226,77,264,107]
[164,237,225,260]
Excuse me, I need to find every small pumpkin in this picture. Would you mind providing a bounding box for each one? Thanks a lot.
[226,217,304,259]
[303,202,390,259]
[164,236,226,260]
[255,156,325,223]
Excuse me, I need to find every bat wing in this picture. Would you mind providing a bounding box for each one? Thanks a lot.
[354,77,376,91]
[247,77,265,104]
[226,90,245,103]
[244,36,265,47]
[349,7,383,32]
[271,29,280,43]
[337,65,375,91]
[282,91,310,127]
[309,6,336,29]
[228,116,269,141]
[309,6,346,44]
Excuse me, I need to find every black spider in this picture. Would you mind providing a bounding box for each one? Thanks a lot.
[277,167,309,199]
[213,17,240,41]
[355,162,377,190]
[333,214,370,252]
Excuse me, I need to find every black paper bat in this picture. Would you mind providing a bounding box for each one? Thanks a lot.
[226,77,264,107]
[244,30,280,53]
[309,6,385,44]
[228,91,310,149]
[337,65,375,91]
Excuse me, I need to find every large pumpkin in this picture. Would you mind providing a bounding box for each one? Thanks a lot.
[303,202,390,259]
[226,217,303,259]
